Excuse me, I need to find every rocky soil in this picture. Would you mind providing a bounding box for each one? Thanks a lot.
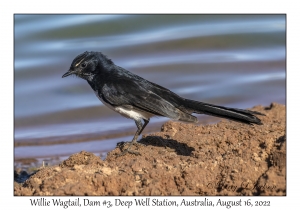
[14,103,286,196]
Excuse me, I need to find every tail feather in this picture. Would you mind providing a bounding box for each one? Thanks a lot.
[184,99,264,125]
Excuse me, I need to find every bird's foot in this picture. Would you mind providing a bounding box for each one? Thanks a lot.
[116,141,144,157]
[117,149,140,157]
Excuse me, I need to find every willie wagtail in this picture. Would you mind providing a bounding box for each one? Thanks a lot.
[62,51,264,155]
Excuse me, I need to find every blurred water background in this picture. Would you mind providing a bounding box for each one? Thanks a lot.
[14,14,285,168]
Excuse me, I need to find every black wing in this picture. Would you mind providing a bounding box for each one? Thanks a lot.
[101,72,197,122]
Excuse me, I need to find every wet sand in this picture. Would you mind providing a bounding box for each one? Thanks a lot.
[14,103,285,196]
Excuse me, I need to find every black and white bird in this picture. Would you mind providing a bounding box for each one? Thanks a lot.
[62,51,264,155]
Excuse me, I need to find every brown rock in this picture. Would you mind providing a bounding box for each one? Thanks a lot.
[14,103,286,195]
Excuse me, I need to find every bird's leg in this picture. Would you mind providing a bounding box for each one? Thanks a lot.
[133,118,149,142]
[117,119,149,156]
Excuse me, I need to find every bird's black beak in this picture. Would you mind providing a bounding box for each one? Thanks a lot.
[62,70,73,78]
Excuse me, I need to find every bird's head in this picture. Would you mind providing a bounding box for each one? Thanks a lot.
[62,51,110,81]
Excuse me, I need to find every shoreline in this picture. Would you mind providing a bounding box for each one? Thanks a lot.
[14,103,286,196]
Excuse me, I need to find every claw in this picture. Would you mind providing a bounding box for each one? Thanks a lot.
[116,142,143,157]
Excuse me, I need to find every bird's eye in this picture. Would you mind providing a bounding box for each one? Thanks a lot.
[81,63,87,68]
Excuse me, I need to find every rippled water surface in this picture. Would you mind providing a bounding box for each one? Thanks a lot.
[14,15,286,163]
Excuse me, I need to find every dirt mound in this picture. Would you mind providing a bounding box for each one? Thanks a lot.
[14,103,286,196]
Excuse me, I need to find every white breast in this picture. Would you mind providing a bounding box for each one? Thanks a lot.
[115,106,154,120]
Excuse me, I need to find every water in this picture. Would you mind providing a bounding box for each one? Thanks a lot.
[14,15,286,163]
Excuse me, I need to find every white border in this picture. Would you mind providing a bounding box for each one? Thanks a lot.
[3,0,296,209]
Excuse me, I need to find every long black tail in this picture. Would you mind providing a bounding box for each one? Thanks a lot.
[184,99,264,125]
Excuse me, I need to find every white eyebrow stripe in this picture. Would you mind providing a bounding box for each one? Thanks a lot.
[75,57,85,67]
